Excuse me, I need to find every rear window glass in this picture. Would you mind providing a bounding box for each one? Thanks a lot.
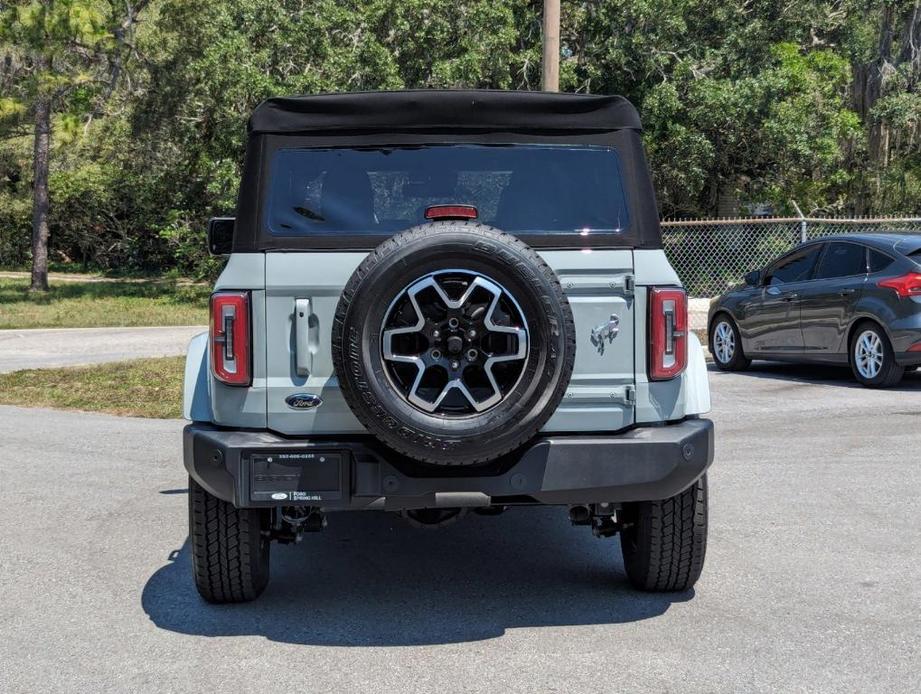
[815,242,867,279]
[263,144,629,237]
[869,249,895,273]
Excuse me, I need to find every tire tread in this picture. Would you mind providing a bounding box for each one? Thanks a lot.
[189,477,269,603]
[621,476,708,592]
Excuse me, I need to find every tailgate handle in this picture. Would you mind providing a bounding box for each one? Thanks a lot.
[294,298,317,377]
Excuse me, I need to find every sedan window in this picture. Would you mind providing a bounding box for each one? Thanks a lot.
[869,249,895,273]
[765,246,823,285]
[815,242,867,279]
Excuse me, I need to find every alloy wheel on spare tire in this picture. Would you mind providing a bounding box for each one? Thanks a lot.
[332,222,576,466]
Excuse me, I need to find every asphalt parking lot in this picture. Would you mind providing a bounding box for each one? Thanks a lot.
[1,364,920,693]
[0,326,205,373]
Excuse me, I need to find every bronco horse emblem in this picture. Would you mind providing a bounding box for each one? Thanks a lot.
[590,314,620,355]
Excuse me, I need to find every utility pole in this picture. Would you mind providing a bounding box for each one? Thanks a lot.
[542,0,560,91]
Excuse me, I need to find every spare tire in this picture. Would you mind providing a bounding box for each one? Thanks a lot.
[332,222,575,466]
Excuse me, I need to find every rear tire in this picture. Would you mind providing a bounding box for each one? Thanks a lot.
[619,476,708,592]
[189,477,271,603]
[849,321,904,388]
[709,315,750,371]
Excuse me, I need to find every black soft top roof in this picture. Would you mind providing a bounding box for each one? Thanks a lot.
[233,90,662,252]
[248,90,643,135]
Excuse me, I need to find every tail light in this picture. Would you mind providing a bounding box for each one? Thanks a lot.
[878,272,921,298]
[210,291,251,386]
[649,287,688,381]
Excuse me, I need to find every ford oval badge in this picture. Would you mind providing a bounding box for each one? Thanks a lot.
[285,393,323,410]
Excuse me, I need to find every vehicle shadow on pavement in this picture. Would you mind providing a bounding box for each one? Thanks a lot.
[142,507,690,646]
[710,362,921,390]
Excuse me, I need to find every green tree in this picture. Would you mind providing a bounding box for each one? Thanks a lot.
[122,0,535,274]
[3,0,921,279]
[0,0,148,290]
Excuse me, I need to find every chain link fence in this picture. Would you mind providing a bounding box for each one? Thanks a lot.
[661,216,921,297]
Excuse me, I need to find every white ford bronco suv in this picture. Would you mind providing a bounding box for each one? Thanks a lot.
[183,90,713,603]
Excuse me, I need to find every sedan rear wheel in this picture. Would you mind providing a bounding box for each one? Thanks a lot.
[849,322,904,388]
[709,316,750,371]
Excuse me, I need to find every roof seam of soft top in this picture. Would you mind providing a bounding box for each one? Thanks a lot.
[247,90,642,135]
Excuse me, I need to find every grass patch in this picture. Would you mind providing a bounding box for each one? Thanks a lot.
[0,277,209,329]
[0,356,185,418]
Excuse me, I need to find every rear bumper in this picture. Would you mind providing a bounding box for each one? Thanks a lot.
[183,418,714,510]
[895,351,921,367]
[888,311,921,366]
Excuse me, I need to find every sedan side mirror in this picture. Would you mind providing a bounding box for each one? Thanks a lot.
[743,270,762,287]
[207,217,235,256]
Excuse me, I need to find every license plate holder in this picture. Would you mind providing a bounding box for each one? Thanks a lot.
[248,451,344,503]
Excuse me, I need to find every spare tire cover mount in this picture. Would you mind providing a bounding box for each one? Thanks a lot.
[332,222,576,466]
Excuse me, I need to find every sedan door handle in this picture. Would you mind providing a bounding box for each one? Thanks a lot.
[781,292,798,302]
[839,288,856,296]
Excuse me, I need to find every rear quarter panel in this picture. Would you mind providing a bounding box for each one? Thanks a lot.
[633,250,710,422]
[210,253,268,428]
[852,282,921,354]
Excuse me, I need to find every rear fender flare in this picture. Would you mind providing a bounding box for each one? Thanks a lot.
[684,333,711,415]
[183,332,212,422]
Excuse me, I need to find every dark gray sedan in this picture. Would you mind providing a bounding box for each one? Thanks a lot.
[708,233,921,387]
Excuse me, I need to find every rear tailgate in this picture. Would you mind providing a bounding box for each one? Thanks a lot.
[539,249,635,432]
[264,249,634,435]
[265,252,365,435]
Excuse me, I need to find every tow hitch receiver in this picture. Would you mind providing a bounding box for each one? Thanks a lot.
[568,503,622,538]
[273,507,326,544]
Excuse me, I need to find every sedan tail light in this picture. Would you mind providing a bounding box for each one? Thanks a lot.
[211,291,251,386]
[649,287,688,381]
[878,272,921,298]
